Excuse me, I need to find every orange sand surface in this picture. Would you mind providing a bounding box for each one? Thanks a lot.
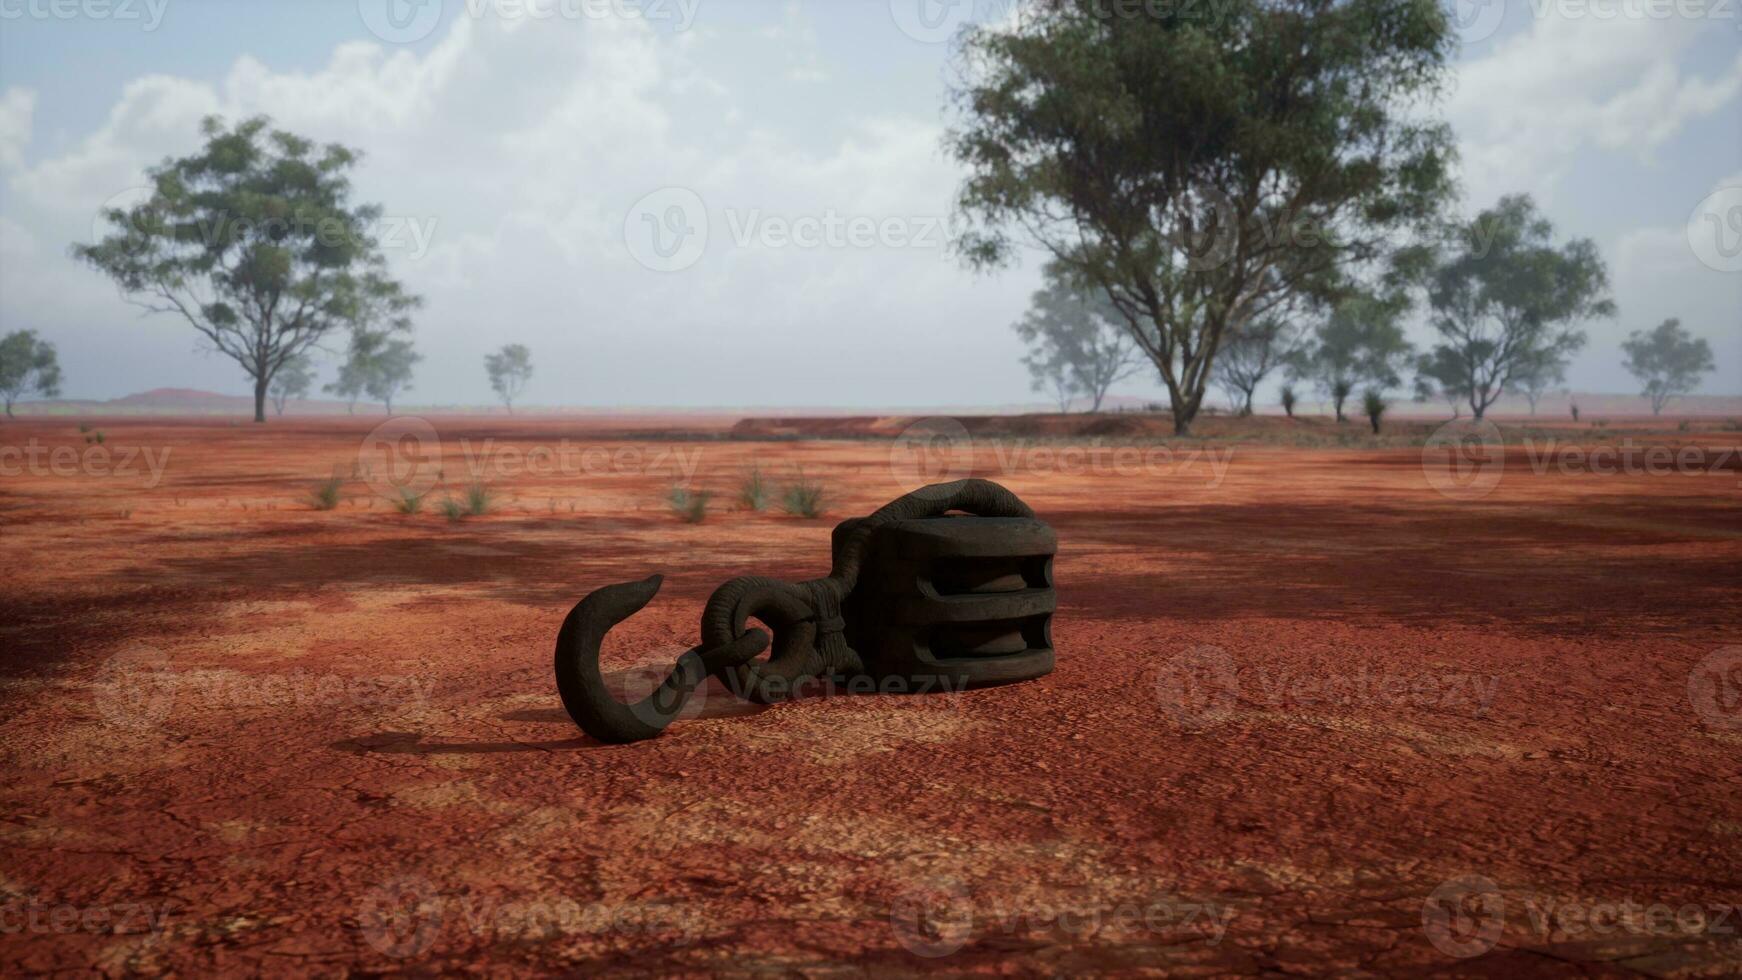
[2,415,1739,975]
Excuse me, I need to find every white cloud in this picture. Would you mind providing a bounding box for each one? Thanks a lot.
[7,6,1729,404]
[0,87,38,171]
[0,214,36,257]
[1603,171,1742,394]
[13,75,219,211]
[1450,15,1742,205]
[1,12,1044,406]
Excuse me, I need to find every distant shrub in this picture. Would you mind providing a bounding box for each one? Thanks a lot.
[781,469,826,518]
[1362,389,1387,434]
[668,486,711,523]
[736,465,771,512]
[438,495,467,522]
[83,430,105,445]
[308,475,344,511]
[1677,419,1691,432]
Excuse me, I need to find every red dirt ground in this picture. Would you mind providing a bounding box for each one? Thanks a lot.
[2,414,1740,976]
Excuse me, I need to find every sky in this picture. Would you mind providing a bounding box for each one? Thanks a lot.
[0,0,1737,409]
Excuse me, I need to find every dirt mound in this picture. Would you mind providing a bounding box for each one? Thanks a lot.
[731,413,1181,439]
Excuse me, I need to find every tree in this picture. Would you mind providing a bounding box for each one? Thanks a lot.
[0,330,62,418]
[1288,294,1412,422]
[1025,344,1079,412]
[1013,264,1142,412]
[1362,388,1387,434]
[1213,316,1299,416]
[1510,345,1570,415]
[1412,195,1611,420]
[1412,346,1468,419]
[1622,318,1715,415]
[269,354,316,416]
[484,343,534,414]
[946,0,1455,434]
[73,115,419,423]
[365,338,420,414]
[326,329,381,413]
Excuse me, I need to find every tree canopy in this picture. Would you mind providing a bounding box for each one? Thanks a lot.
[1289,293,1413,421]
[1411,195,1611,419]
[948,0,1456,434]
[0,330,62,418]
[268,353,316,416]
[485,344,534,414]
[73,115,418,422]
[1012,264,1141,412]
[1622,318,1715,415]
[1213,315,1300,416]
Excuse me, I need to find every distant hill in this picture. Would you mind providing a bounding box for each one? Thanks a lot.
[19,387,356,416]
[9,387,1064,417]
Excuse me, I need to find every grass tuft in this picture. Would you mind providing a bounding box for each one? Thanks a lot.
[393,489,425,514]
[781,468,826,518]
[668,486,712,523]
[438,495,468,522]
[463,481,492,516]
[308,475,344,511]
[736,465,771,512]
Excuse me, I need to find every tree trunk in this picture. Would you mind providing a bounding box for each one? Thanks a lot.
[253,375,268,423]
[1169,388,1193,436]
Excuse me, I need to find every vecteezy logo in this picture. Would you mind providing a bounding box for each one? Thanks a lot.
[1421,419,1504,500]
[889,0,975,44]
[889,878,974,957]
[888,417,974,499]
[359,416,443,501]
[625,187,708,272]
[90,186,154,247]
[1422,875,1504,959]
[358,0,444,44]
[93,642,177,731]
[358,875,444,958]
[613,654,710,730]
[1449,0,1505,44]
[1162,186,1238,272]
[1689,646,1742,731]
[1154,644,1239,731]
[1688,185,1742,274]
